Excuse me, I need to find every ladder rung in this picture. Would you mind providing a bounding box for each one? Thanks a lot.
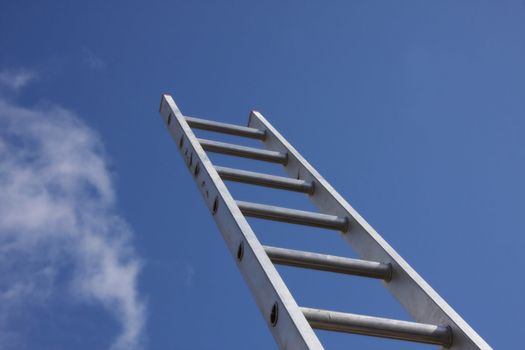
[264,246,391,280]
[236,200,348,232]
[215,166,314,193]
[186,116,265,140]
[301,307,452,347]
[198,138,287,164]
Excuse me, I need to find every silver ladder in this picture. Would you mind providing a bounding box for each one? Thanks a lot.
[159,94,491,350]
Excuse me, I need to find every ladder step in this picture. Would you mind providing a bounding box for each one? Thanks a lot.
[215,166,314,193]
[264,246,391,280]
[199,138,287,164]
[301,307,452,347]
[186,116,265,140]
[236,200,348,232]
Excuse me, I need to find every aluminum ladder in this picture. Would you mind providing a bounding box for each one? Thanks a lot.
[159,94,491,349]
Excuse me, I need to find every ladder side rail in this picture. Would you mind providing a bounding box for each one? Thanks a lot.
[159,95,323,350]
[248,111,491,350]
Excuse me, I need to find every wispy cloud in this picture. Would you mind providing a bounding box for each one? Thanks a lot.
[183,262,195,288]
[0,69,37,90]
[0,89,145,348]
[81,46,106,70]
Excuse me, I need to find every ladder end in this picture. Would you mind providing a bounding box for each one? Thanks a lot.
[159,93,173,113]
[248,110,261,127]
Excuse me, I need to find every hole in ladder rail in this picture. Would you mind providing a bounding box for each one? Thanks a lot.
[201,181,209,198]
[270,302,279,327]
[167,113,172,126]
[179,136,184,149]
[236,241,244,261]
[212,196,219,214]
[194,163,200,177]
[188,153,193,167]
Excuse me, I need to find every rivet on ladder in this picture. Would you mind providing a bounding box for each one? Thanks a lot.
[342,217,350,233]
[308,181,315,195]
[385,263,393,282]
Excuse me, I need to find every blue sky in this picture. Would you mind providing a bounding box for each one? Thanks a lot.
[0,1,524,349]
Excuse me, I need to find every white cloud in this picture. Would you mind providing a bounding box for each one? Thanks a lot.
[183,262,195,288]
[0,98,145,349]
[81,47,106,70]
[0,69,37,90]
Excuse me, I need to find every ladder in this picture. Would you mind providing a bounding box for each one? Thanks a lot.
[158,94,491,350]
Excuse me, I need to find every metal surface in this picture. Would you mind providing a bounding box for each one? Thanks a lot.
[199,138,287,164]
[160,93,491,350]
[216,165,314,193]
[185,116,265,139]
[264,246,391,280]
[301,307,452,347]
[236,200,348,232]
[248,111,492,349]
[159,95,323,349]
